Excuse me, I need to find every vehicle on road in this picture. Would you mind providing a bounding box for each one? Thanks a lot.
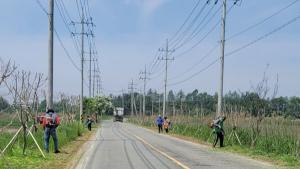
[113,107,124,122]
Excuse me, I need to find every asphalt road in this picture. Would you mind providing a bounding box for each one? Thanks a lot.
[76,120,274,169]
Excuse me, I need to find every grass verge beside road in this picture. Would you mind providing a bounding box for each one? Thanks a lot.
[0,122,97,169]
[128,116,300,169]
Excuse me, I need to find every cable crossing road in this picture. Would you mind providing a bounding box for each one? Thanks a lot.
[76,120,273,169]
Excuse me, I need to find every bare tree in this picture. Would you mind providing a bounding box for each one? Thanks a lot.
[3,70,46,157]
[56,93,80,123]
[0,58,17,86]
[248,66,279,147]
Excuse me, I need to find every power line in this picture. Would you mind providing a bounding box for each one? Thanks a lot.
[168,14,300,87]
[86,0,93,19]
[169,43,218,80]
[139,66,150,115]
[159,39,175,117]
[36,0,48,14]
[146,1,218,80]
[35,0,81,72]
[168,0,202,42]
[148,51,160,73]
[150,66,165,80]
[54,30,81,71]
[226,15,300,57]
[149,53,164,74]
[75,0,83,19]
[227,0,300,41]
[173,3,236,59]
[36,0,99,94]
[174,4,222,50]
[169,0,210,47]
[168,57,218,86]
[55,0,82,56]
[172,2,220,49]
[59,0,73,21]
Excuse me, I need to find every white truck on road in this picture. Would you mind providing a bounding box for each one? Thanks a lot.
[113,107,124,122]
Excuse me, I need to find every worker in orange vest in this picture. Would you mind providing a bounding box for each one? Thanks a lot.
[163,116,170,133]
[42,109,60,153]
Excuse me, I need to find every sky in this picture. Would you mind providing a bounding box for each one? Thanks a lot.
[0,0,299,99]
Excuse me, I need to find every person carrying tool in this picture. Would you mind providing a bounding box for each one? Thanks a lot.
[211,116,226,147]
[42,109,60,153]
[86,115,93,131]
[156,115,164,133]
[163,116,170,133]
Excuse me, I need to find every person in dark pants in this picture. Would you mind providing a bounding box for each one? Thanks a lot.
[156,115,163,133]
[42,109,60,153]
[163,116,170,133]
[211,116,226,147]
[86,116,93,131]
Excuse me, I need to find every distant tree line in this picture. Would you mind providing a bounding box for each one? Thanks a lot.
[111,89,300,118]
[0,95,112,118]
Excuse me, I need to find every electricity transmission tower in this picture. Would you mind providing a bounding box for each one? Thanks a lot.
[159,39,175,117]
[139,66,150,116]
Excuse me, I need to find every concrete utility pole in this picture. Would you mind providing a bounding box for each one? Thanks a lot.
[151,98,154,116]
[87,46,96,98]
[139,65,150,116]
[80,6,85,123]
[71,7,94,122]
[121,89,125,108]
[180,97,183,115]
[89,44,92,97]
[158,96,161,114]
[217,0,227,117]
[96,74,99,96]
[159,39,174,117]
[96,73,102,96]
[139,89,142,116]
[47,0,54,110]
[98,77,103,95]
[128,80,136,116]
[92,59,97,97]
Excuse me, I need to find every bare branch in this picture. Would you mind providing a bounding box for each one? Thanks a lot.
[0,59,17,85]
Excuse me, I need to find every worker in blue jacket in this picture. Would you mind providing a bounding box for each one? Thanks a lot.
[156,115,164,133]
